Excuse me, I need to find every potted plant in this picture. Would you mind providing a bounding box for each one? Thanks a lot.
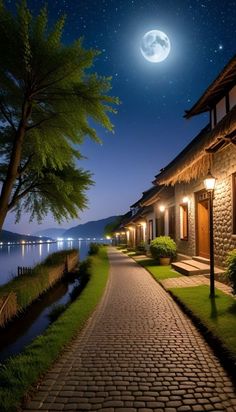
[150,236,177,265]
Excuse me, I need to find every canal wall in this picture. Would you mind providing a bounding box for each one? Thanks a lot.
[0,250,78,328]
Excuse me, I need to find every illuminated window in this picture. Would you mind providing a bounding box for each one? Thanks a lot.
[233,173,236,234]
[180,204,188,240]
[148,219,153,243]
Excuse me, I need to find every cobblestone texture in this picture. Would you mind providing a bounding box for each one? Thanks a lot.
[161,274,235,297]
[23,248,236,412]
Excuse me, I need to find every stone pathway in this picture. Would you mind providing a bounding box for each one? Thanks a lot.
[161,275,234,297]
[132,255,234,298]
[24,248,236,412]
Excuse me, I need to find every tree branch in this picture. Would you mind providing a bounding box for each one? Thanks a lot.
[26,114,57,131]
[8,179,38,210]
[0,101,16,131]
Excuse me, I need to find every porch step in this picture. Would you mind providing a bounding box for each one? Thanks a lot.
[171,261,201,276]
[182,259,212,274]
[172,259,225,276]
[192,256,210,265]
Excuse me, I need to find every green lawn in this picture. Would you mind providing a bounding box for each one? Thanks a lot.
[137,258,182,280]
[170,285,236,359]
[0,247,109,412]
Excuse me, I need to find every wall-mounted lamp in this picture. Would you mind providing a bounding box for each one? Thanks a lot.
[204,169,216,191]
[159,205,165,212]
[182,196,189,204]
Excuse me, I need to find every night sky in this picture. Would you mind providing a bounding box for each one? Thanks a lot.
[4,0,236,234]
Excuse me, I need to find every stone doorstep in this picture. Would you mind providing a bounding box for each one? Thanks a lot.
[172,259,225,276]
[171,261,201,276]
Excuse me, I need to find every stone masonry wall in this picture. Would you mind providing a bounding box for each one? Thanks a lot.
[175,144,236,267]
[213,144,236,266]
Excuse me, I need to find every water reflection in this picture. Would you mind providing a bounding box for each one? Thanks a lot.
[0,239,110,286]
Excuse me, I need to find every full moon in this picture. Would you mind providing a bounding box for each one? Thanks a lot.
[140,30,171,63]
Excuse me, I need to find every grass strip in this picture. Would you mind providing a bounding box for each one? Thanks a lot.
[0,247,109,412]
[169,285,236,362]
[137,258,182,280]
[0,249,78,308]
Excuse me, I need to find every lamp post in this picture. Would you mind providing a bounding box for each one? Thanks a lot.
[204,169,216,298]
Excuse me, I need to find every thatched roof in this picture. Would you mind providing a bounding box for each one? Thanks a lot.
[185,54,236,118]
[155,106,236,185]
[130,186,162,208]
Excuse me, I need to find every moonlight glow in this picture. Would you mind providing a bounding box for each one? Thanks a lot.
[140,30,171,63]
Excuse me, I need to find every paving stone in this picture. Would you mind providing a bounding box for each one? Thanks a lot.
[23,248,236,412]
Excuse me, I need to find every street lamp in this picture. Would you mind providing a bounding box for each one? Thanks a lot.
[204,169,216,298]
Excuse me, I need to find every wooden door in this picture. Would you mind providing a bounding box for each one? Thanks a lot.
[197,199,210,258]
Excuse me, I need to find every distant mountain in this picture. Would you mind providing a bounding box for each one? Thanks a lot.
[34,228,66,239]
[0,229,50,243]
[63,216,120,239]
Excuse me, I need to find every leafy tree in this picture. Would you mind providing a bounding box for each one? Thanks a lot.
[0,1,118,228]
[104,216,122,237]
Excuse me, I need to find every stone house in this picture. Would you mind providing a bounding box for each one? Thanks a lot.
[118,185,174,249]
[154,54,236,267]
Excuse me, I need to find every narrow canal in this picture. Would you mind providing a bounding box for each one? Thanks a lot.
[0,240,110,363]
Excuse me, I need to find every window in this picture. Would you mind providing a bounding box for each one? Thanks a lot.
[168,206,176,239]
[180,204,188,240]
[233,173,236,234]
[148,219,153,243]
[156,216,165,236]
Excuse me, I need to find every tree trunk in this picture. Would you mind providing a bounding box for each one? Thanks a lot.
[0,124,26,231]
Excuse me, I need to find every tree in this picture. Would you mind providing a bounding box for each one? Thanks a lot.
[104,216,122,237]
[0,1,118,228]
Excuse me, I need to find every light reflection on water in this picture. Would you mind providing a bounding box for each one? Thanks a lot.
[0,239,109,286]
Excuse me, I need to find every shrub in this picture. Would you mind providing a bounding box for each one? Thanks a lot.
[226,249,236,295]
[43,249,77,266]
[88,242,101,255]
[136,241,146,253]
[150,236,177,261]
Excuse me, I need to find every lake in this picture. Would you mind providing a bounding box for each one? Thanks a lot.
[0,238,110,362]
[0,239,109,286]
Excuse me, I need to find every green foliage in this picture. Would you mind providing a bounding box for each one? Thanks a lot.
[150,236,177,261]
[138,258,182,280]
[43,249,77,266]
[0,249,77,309]
[170,285,236,360]
[0,1,119,225]
[226,249,236,295]
[104,216,122,236]
[0,247,109,412]
[48,303,67,323]
[78,257,92,275]
[136,241,146,253]
[88,242,101,255]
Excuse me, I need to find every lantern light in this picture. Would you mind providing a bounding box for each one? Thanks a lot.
[204,170,216,191]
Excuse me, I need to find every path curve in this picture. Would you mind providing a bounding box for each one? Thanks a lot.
[24,248,236,411]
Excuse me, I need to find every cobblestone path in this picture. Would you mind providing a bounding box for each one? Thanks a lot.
[161,275,234,297]
[24,248,236,412]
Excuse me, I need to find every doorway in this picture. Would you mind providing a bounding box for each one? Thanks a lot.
[196,191,210,259]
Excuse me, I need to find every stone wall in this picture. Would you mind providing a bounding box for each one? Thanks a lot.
[174,144,236,267]
[213,144,236,265]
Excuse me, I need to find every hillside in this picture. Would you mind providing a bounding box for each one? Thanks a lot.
[63,216,120,239]
[0,230,50,243]
[34,228,66,239]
